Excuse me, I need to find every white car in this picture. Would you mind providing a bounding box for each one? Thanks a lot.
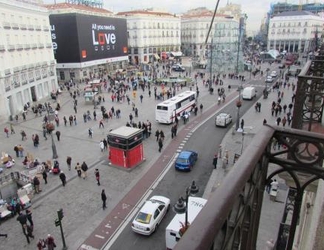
[265,76,273,83]
[215,113,232,127]
[270,71,277,77]
[131,196,170,235]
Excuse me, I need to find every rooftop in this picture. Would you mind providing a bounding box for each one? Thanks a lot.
[43,3,112,14]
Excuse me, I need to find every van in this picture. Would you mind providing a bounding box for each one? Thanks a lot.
[242,87,256,100]
[165,197,207,250]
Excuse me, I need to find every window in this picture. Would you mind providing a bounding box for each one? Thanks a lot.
[153,209,160,219]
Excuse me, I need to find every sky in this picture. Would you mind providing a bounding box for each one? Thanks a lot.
[43,0,301,33]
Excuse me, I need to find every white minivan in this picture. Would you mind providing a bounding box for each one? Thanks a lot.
[242,87,256,100]
[165,197,207,250]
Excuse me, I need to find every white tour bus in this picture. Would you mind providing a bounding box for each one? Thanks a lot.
[155,91,196,124]
[165,197,207,250]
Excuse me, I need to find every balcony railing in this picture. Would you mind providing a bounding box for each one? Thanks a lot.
[175,125,324,250]
[20,24,27,30]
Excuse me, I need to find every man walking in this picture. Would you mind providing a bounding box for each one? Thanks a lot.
[66,156,72,171]
[158,137,163,152]
[55,130,61,141]
[59,171,66,186]
[95,168,100,185]
[42,169,48,184]
[101,189,107,209]
[213,154,218,169]
[81,161,88,179]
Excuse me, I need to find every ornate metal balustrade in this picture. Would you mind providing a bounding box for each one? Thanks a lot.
[174,125,324,250]
[292,45,324,131]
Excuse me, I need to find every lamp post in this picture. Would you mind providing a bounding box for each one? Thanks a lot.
[235,18,243,131]
[173,181,199,234]
[46,109,58,159]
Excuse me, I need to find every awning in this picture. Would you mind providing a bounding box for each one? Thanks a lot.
[154,54,160,60]
[171,51,182,57]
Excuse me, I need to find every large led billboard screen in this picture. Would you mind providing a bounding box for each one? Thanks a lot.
[50,13,128,64]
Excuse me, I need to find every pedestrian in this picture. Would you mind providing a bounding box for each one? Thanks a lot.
[99,141,104,152]
[276,117,281,126]
[66,156,72,171]
[95,168,100,185]
[140,94,143,103]
[17,211,27,229]
[200,103,203,113]
[59,171,66,186]
[33,176,40,193]
[81,161,88,179]
[75,162,82,177]
[99,119,104,128]
[155,129,160,141]
[240,119,244,130]
[14,145,19,157]
[263,119,267,125]
[10,123,15,134]
[88,128,93,138]
[158,137,163,152]
[213,154,218,169]
[42,127,47,140]
[21,130,27,141]
[101,189,107,209]
[4,127,9,137]
[25,224,34,239]
[282,116,287,127]
[26,209,33,226]
[46,234,56,250]
[42,169,48,184]
[37,239,46,250]
[93,110,97,121]
[55,130,61,141]
[22,225,31,244]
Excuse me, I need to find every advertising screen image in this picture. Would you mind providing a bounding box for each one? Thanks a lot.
[50,13,128,64]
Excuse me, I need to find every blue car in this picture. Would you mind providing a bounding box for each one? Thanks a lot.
[175,150,198,171]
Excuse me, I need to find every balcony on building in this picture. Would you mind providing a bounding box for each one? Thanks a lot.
[31,44,38,49]
[24,44,31,50]
[7,45,15,51]
[0,45,5,52]
[43,25,49,31]
[28,25,34,31]
[12,23,19,30]
[35,25,42,31]
[13,67,20,73]
[46,43,52,48]
[38,44,44,49]
[20,24,27,30]
[174,47,324,250]
[3,22,11,29]
[16,44,24,51]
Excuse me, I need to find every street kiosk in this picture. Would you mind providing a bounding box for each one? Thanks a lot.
[108,126,144,169]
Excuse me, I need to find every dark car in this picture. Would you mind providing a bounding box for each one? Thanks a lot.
[175,150,198,171]
[171,65,185,72]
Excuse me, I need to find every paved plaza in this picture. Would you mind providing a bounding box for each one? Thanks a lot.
[0,61,295,249]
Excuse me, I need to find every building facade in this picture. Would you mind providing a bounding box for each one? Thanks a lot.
[267,11,324,53]
[0,0,58,122]
[116,9,181,65]
[46,3,128,82]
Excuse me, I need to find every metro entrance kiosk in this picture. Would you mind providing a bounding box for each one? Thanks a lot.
[107,126,144,169]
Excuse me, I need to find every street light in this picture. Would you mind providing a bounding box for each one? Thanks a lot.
[46,108,58,159]
[173,181,199,234]
[235,18,243,131]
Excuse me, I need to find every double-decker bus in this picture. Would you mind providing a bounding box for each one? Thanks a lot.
[155,91,196,124]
